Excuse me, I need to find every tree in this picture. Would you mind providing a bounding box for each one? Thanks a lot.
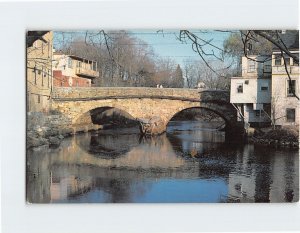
[55,30,158,87]
[172,64,184,88]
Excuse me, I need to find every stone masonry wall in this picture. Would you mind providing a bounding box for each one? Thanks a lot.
[52,87,201,100]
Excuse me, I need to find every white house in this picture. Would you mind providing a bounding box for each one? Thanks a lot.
[230,55,272,127]
[271,31,299,127]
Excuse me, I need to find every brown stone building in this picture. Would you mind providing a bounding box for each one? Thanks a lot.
[26,31,53,112]
[53,52,99,87]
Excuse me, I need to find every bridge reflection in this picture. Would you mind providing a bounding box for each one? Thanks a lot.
[26,122,299,203]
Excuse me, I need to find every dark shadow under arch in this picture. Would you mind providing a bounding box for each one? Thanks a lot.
[167,106,229,128]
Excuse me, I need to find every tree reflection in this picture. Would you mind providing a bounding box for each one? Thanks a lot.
[26,122,299,203]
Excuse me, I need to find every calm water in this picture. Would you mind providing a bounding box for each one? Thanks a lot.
[26,121,299,203]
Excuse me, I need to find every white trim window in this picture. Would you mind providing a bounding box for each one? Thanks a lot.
[248,60,256,73]
[287,80,296,97]
[286,108,296,122]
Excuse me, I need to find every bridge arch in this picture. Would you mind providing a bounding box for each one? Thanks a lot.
[166,106,230,127]
[74,105,138,132]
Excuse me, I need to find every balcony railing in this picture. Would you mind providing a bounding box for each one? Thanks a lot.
[75,67,99,78]
[272,65,299,75]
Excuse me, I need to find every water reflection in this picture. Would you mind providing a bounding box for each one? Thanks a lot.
[26,121,299,203]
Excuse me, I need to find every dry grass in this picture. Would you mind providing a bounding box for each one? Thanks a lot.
[261,127,299,142]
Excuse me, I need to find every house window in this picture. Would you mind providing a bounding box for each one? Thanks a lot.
[286,108,295,122]
[261,86,269,91]
[274,55,281,66]
[237,83,243,93]
[255,110,261,117]
[284,55,290,66]
[77,61,82,68]
[92,61,97,71]
[245,80,249,84]
[68,58,73,68]
[264,64,271,73]
[60,80,64,87]
[248,60,256,72]
[37,95,41,103]
[287,80,296,97]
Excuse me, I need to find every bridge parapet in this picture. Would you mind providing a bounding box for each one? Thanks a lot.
[199,90,230,103]
[52,87,201,100]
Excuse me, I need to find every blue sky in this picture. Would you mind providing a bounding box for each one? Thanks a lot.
[54,30,231,66]
[129,30,230,65]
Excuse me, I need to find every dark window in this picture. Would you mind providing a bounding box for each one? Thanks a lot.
[264,64,271,73]
[274,55,281,66]
[92,61,97,71]
[261,86,268,91]
[287,80,296,97]
[237,83,243,93]
[255,110,261,117]
[286,108,295,122]
[245,80,249,84]
[284,55,290,66]
[37,95,41,103]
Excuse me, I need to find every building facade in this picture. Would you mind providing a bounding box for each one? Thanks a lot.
[230,55,272,127]
[230,31,299,128]
[53,53,99,87]
[26,31,53,112]
[271,32,299,126]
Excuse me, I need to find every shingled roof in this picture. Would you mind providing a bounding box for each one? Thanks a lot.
[273,30,299,51]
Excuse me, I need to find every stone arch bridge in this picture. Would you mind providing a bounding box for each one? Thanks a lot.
[51,87,244,140]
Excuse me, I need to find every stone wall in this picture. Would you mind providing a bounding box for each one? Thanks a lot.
[52,87,201,100]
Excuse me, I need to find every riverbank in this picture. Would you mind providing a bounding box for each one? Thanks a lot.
[27,112,72,148]
[248,126,299,148]
[26,111,137,149]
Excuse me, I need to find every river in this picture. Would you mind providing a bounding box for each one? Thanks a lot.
[26,121,299,203]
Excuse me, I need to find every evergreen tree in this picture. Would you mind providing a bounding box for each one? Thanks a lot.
[173,64,184,88]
